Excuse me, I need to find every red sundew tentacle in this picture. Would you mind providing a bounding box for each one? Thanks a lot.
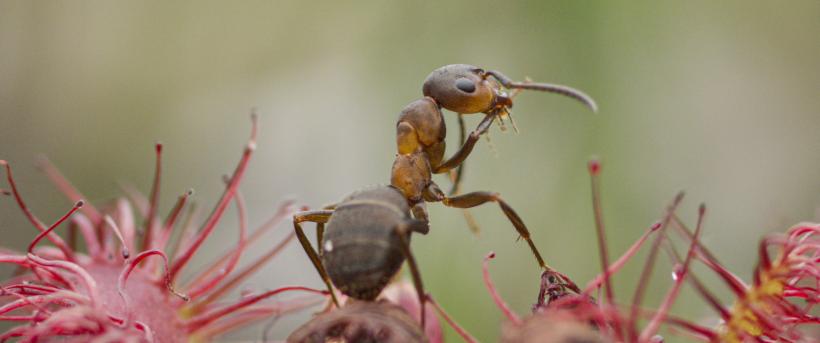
[587,158,616,310]
[116,250,187,338]
[118,250,188,319]
[103,216,130,260]
[426,293,478,343]
[635,307,717,341]
[0,315,41,321]
[662,220,733,321]
[191,296,325,339]
[171,203,202,261]
[190,231,296,311]
[0,284,51,316]
[584,221,661,294]
[27,201,82,259]
[1,254,72,291]
[641,204,707,341]
[41,245,87,263]
[1,284,61,297]
[788,224,819,241]
[142,143,163,251]
[21,264,73,290]
[184,200,296,290]
[2,161,76,260]
[170,115,257,281]
[114,198,136,258]
[671,213,749,294]
[758,236,773,273]
[134,320,156,343]
[184,285,325,332]
[684,272,731,320]
[481,252,521,325]
[670,215,723,265]
[184,184,248,301]
[35,156,104,224]
[0,291,89,316]
[154,189,193,253]
[542,295,612,328]
[640,264,687,341]
[0,254,28,265]
[71,213,102,259]
[628,192,685,342]
[26,253,99,306]
[698,252,748,296]
[0,325,27,342]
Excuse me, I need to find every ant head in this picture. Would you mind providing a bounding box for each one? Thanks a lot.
[422,64,504,114]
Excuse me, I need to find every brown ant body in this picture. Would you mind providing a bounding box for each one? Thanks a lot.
[392,64,597,269]
[289,65,597,341]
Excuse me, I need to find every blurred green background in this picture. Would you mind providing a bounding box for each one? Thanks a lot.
[1,1,818,342]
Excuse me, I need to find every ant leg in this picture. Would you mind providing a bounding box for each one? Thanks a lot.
[316,222,325,258]
[395,220,428,329]
[448,113,467,195]
[442,192,549,270]
[433,113,494,174]
[410,203,430,235]
[293,210,340,307]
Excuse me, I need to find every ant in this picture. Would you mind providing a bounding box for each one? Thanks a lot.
[290,65,596,337]
[392,64,597,269]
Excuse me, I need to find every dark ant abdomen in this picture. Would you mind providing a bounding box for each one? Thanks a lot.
[322,186,412,300]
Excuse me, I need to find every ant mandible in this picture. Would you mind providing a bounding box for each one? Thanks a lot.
[392,64,597,270]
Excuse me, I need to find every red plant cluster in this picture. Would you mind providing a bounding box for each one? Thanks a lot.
[0,116,328,342]
[481,159,818,343]
[1,114,816,343]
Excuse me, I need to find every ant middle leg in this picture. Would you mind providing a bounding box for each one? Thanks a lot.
[440,191,550,271]
[293,210,340,307]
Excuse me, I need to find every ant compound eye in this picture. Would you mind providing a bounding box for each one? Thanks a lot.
[455,78,476,93]
[548,275,558,284]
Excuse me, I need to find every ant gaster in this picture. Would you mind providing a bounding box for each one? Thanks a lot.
[392,64,597,269]
[292,186,430,324]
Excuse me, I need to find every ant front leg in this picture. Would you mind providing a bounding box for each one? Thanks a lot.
[293,210,340,307]
[433,112,494,174]
[435,189,550,271]
[448,113,467,195]
[445,115,482,235]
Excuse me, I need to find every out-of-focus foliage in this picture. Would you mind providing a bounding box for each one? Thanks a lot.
[1,1,818,341]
